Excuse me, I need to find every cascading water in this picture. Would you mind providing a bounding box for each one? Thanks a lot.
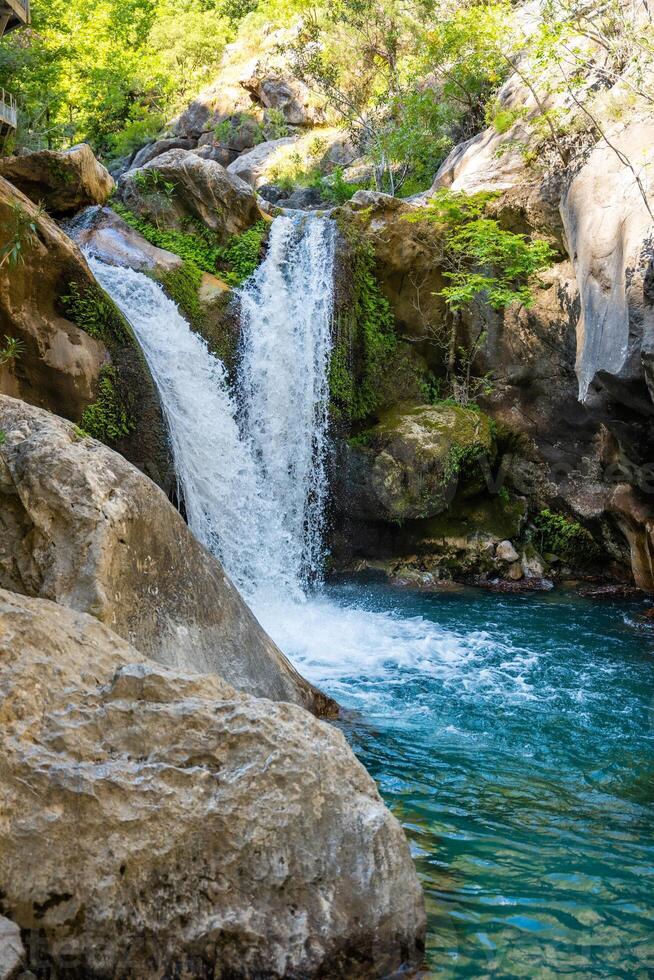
[87,213,335,601]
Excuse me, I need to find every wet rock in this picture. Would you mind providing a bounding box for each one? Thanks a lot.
[0,588,425,979]
[0,395,335,716]
[68,205,182,274]
[0,144,114,216]
[118,150,261,242]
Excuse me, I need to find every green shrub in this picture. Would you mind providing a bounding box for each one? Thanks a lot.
[112,203,222,273]
[534,509,600,564]
[215,220,267,285]
[80,366,134,443]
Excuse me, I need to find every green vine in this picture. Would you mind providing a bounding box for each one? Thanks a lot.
[79,366,135,443]
[330,219,397,421]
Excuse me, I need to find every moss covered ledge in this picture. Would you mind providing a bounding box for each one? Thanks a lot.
[59,276,174,494]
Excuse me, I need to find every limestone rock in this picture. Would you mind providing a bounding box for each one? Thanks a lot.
[226,136,298,188]
[0,589,425,978]
[0,180,173,493]
[560,116,654,403]
[343,402,496,523]
[508,561,524,580]
[0,395,335,715]
[496,540,519,563]
[0,917,24,980]
[118,150,261,241]
[69,205,183,275]
[0,144,114,216]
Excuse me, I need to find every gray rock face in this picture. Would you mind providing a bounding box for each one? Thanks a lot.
[560,117,654,403]
[0,917,24,980]
[0,588,425,979]
[226,136,298,187]
[343,403,496,523]
[118,150,261,241]
[129,136,196,170]
[0,395,335,716]
[0,143,114,215]
[243,73,321,126]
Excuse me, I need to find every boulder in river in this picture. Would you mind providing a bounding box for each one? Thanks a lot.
[0,394,335,715]
[0,587,425,978]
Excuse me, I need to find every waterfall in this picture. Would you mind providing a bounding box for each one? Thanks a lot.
[87,214,335,602]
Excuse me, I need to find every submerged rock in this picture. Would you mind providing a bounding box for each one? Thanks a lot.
[0,588,425,978]
[0,395,335,716]
[0,144,114,215]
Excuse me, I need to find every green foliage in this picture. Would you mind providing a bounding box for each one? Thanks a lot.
[112,203,222,272]
[80,366,135,443]
[112,203,266,284]
[330,220,396,421]
[410,189,555,312]
[534,508,600,564]
[0,335,24,365]
[0,202,44,269]
[132,167,176,198]
[215,220,267,285]
[61,281,130,344]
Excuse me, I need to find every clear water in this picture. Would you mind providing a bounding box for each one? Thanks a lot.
[258,582,654,978]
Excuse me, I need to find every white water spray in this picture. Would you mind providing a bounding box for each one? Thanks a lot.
[88,214,335,601]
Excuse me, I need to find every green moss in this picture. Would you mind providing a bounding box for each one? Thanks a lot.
[330,218,397,421]
[80,366,135,443]
[61,281,130,345]
[157,262,204,328]
[533,509,600,564]
[47,156,74,185]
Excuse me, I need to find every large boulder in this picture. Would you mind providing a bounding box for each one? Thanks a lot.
[129,135,196,170]
[0,144,114,216]
[0,179,173,492]
[118,150,261,240]
[0,395,335,715]
[242,71,322,126]
[0,588,425,978]
[342,402,496,523]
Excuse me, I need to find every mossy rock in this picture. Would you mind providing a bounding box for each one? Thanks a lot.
[343,401,497,523]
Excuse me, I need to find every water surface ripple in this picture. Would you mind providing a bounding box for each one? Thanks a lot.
[257,583,654,978]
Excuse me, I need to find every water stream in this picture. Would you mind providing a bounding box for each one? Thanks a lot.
[89,214,654,977]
